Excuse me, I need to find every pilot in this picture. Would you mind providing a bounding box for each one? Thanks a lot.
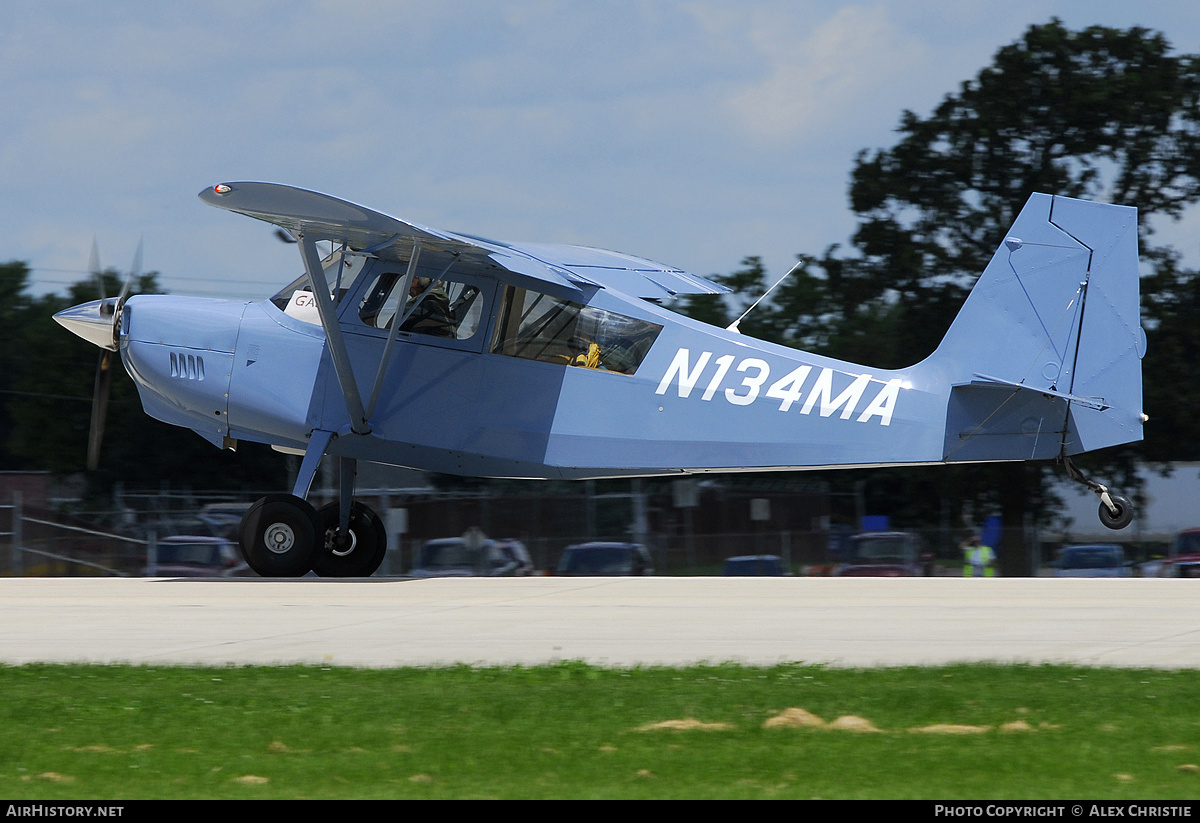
[400,276,456,338]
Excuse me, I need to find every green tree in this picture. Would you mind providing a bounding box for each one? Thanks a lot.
[835,19,1200,369]
[2,265,287,499]
[679,20,1200,571]
[0,261,37,469]
[1140,252,1200,462]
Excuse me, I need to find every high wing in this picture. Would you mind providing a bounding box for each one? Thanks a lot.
[199,182,730,300]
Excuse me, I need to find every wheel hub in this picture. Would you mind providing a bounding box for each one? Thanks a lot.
[264,522,296,554]
[326,528,358,557]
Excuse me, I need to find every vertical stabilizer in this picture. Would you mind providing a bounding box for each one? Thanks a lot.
[931,193,1143,461]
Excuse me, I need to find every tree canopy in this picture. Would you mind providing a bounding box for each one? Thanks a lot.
[0,263,285,499]
[679,20,1200,555]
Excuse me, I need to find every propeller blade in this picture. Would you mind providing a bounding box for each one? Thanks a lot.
[117,237,142,306]
[88,238,104,300]
[107,238,142,350]
[86,350,114,471]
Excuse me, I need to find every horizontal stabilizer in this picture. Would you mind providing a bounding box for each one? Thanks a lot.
[969,374,1107,411]
[944,383,1069,462]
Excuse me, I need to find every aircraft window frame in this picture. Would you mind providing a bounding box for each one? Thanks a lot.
[352,265,496,352]
[270,247,368,319]
[490,285,662,375]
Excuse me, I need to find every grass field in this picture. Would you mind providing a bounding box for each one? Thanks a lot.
[1,662,1198,799]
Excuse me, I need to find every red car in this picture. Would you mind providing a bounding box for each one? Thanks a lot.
[143,535,246,577]
[1158,529,1200,578]
[833,531,929,577]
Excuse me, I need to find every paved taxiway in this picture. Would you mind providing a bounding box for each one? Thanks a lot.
[0,576,1197,668]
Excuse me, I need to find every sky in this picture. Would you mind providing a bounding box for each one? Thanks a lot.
[4,1,1200,302]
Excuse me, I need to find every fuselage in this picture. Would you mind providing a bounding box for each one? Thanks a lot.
[61,188,1142,481]
[52,184,1148,552]
[114,249,950,479]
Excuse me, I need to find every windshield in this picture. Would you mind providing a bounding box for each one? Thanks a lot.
[1174,532,1200,556]
[558,546,638,574]
[1060,547,1124,569]
[157,542,225,565]
[418,540,505,569]
[270,247,369,322]
[846,536,912,564]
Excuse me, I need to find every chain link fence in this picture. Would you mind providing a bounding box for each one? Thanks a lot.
[2,487,1170,578]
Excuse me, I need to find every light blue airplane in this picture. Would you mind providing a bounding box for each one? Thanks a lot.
[55,183,1145,576]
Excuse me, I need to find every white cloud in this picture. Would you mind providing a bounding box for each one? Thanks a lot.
[6,0,1200,303]
[727,4,926,143]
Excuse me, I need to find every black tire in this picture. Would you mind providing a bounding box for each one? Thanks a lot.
[311,501,387,577]
[238,494,319,577]
[1099,494,1134,530]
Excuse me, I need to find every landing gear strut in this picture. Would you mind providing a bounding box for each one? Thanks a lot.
[1063,456,1134,530]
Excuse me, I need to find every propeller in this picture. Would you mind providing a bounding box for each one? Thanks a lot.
[87,349,114,471]
[88,237,105,300]
[55,240,142,470]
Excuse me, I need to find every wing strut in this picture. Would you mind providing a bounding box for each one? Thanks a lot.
[365,241,422,420]
[297,233,370,435]
[363,247,461,420]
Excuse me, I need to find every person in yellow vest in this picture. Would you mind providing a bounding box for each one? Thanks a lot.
[962,535,996,577]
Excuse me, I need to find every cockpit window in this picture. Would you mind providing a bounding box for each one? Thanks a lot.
[270,247,368,325]
[358,272,485,341]
[490,285,661,375]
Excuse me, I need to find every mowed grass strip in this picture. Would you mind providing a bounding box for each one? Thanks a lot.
[0,662,1197,799]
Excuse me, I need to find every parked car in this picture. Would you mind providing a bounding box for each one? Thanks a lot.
[832,531,928,577]
[556,542,653,576]
[1156,529,1200,578]
[1158,554,1200,577]
[196,502,253,539]
[722,555,785,576]
[410,537,533,578]
[1148,529,1200,578]
[1052,544,1131,578]
[143,535,245,577]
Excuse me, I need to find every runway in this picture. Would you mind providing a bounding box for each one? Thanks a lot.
[1,576,1198,669]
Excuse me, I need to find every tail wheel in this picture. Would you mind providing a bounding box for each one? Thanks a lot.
[312,501,387,577]
[1099,495,1134,530]
[239,494,319,576]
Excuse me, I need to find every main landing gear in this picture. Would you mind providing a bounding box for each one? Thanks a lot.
[311,501,386,577]
[1063,456,1134,531]
[237,495,387,577]
[237,446,387,577]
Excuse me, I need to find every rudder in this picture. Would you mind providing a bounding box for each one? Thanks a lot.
[931,193,1143,461]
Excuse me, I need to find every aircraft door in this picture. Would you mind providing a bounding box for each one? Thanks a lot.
[332,264,497,448]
